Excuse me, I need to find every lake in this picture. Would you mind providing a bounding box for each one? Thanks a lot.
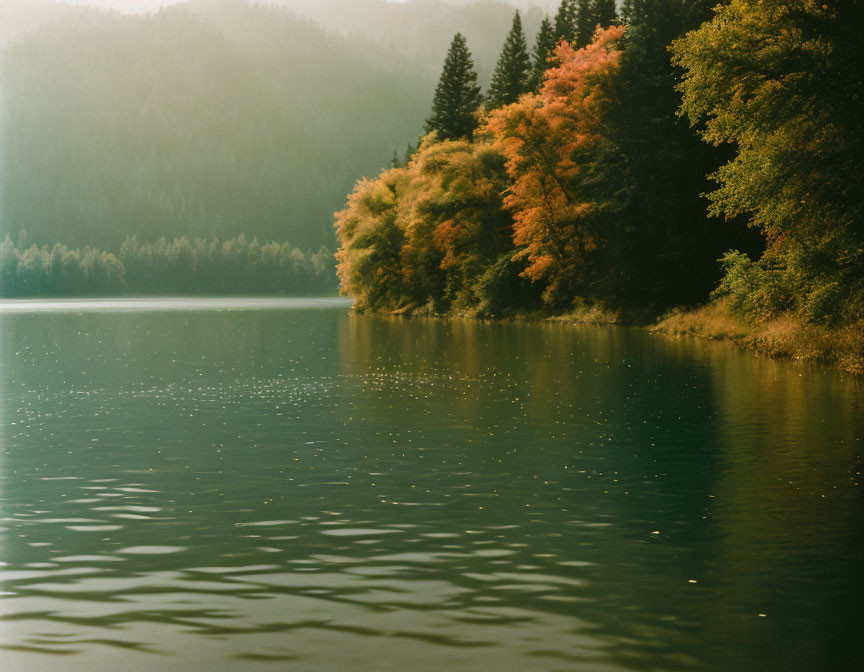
[1,298,862,671]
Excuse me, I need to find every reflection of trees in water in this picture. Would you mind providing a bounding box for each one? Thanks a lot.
[339,316,864,670]
[695,353,864,668]
[1,312,861,669]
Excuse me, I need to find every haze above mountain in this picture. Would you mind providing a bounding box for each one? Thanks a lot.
[0,0,557,249]
[52,0,560,15]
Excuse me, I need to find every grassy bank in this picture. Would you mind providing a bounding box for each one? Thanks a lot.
[362,301,864,376]
[374,300,628,326]
[652,303,864,376]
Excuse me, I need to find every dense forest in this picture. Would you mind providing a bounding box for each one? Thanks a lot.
[0,234,334,297]
[335,0,864,366]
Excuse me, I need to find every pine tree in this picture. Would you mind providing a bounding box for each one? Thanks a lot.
[487,11,532,108]
[425,33,483,141]
[575,0,595,47]
[404,142,417,165]
[620,0,641,24]
[592,0,617,28]
[553,0,577,43]
[529,17,557,91]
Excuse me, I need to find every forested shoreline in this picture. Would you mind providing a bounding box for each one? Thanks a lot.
[335,0,864,372]
[0,235,336,297]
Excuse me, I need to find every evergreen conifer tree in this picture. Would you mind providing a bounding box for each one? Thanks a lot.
[620,0,640,24]
[529,17,557,91]
[425,33,483,141]
[404,142,417,165]
[487,11,532,108]
[553,0,577,43]
[575,0,595,47]
[592,0,617,28]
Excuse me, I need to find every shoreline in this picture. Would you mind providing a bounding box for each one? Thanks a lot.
[4,293,860,375]
[356,302,864,377]
[651,304,864,377]
[0,296,351,314]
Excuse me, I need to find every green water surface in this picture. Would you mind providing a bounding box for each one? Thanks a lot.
[0,298,862,671]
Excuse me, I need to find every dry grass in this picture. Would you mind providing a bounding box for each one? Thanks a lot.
[653,303,864,375]
[372,299,864,375]
[547,305,624,326]
[384,300,625,325]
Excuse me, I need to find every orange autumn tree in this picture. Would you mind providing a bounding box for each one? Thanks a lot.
[335,169,409,311]
[484,26,624,307]
[336,135,525,313]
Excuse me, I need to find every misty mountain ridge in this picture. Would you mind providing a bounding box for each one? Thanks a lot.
[1,0,559,249]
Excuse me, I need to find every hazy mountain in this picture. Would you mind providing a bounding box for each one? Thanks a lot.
[55,0,184,13]
[0,0,77,47]
[52,0,560,15]
[1,0,558,249]
[270,0,549,83]
[1,1,433,248]
[48,0,556,81]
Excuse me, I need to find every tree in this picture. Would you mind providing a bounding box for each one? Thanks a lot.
[425,33,483,142]
[621,0,718,27]
[553,0,577,42]
[592,0,617,28]
[335,172,408,311]
[335,137,525,313]
[575,0,595,47]
[487,11,532,108]
[577,0,757,310]
[415,139,515,309]
[672,0,864,324]
[620,0,638,23]
[530,17,557,91]
[485,27,626,307]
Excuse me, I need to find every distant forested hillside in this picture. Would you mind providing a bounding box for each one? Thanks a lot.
[0,1,430,250]
[0,0,548,252]
[275,0,548,83]
[0,0,75,47]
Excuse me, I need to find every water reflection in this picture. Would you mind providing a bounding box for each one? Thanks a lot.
[0,305,861,671]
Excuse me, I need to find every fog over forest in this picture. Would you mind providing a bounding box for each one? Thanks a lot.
[0,0,560,251]
[55,1,562,15]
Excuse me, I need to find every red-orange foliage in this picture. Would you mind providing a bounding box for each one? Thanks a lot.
[484,26,624,305]
[335,136,513,312]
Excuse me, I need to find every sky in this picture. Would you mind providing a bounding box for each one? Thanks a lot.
[58,0,184,12]
[56,0,562,15]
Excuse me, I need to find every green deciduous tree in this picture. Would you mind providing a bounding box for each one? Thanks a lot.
[672,0,864,324]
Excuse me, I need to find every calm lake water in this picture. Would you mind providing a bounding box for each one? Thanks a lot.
[1,298,862,672]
